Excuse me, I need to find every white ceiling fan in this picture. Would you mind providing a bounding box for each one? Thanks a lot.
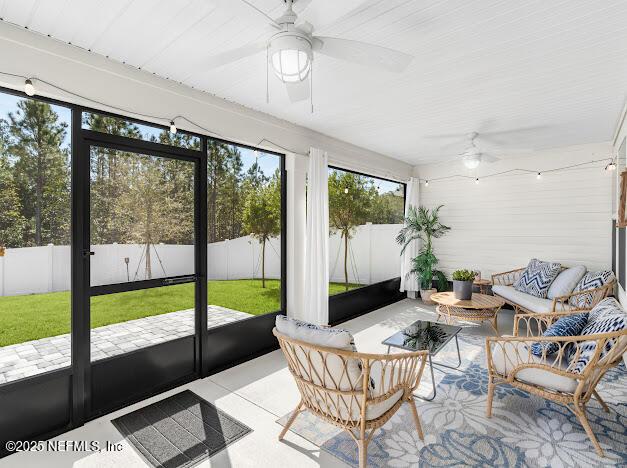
[205,0,413,106]
[457,132,500,169]
[426,125,546,168]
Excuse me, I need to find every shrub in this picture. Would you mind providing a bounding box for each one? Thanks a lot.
[452,269,475,281]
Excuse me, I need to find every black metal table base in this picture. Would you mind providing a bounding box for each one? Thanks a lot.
[385,334,462,401]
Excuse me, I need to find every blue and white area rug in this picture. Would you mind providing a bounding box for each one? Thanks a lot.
[277,333,626,467]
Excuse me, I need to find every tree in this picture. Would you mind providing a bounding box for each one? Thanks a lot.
[242,173,281,288]
[328,171,376,290]
[370,190,404,224]
[8,100,70,246]
[0,121,26,248]
[86,114,140,245]
[207,140,229,243]
[120,153,194,279]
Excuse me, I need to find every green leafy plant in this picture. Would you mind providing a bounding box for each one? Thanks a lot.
[452,269,475,281]
[396,205,450,291]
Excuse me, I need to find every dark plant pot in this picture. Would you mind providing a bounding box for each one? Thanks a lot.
[453,280,473,300]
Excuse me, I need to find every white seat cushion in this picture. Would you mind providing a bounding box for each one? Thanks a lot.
[491,340,578,394]
[492,285,567,313]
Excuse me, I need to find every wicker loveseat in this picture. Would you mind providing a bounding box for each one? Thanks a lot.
[491,266,615,315]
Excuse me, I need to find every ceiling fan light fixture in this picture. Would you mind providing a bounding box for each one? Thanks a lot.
[462,154,481,169]
[269,33,312,83]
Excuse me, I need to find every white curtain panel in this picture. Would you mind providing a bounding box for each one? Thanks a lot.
[400,177,421,293]
[304,147,330,325]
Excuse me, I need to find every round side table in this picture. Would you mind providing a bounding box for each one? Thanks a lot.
[431,292,505,334]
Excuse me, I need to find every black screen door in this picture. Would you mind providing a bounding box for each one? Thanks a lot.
[76,130,205,418]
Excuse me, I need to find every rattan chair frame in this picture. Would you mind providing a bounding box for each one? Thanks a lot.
[273,328,429,468]
[485,311,627,456]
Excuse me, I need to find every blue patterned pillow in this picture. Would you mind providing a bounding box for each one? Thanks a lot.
[514,258,561,298]
[569,297,626,374]
[569,270,615,308]
[530,313,588,356]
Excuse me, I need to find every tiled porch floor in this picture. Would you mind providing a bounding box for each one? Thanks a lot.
[0,306,252,384]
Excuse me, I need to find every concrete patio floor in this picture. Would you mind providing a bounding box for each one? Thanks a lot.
[0,306,252,384]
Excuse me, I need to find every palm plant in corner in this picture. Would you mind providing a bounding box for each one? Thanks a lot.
[396,205,450,304]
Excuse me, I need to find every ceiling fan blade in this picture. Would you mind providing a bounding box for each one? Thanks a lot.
[285,77,310,103]
[312,36,412,72]
[295,20,315,35]
[292,0,313,14]
[479,125,550,138]
[203,42,266,70]
[299,0,368,31]
[481,154,500,163]
[212,0,280,29]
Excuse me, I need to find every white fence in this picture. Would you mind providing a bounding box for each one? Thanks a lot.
[0,223,402,296]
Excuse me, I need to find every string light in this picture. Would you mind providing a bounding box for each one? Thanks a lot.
[169,120,177,134]
[24,79,35,96]
[1,71,223,139]
[419,157,614,186]
[344,188,349,194]
[425,180,429,187]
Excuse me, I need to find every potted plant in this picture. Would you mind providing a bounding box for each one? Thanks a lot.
[396,205,450,304]
[452,269,475,300]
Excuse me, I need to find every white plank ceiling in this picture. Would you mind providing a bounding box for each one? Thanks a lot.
[1,0,626,164]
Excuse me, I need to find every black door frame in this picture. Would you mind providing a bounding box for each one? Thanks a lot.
[75,126,206,421]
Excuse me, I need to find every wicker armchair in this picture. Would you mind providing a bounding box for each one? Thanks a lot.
[491,267,615,314]
[273,328,428,468]
[486,311,627,456]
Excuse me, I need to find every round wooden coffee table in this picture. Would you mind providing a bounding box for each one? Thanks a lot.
[430,292,505,334]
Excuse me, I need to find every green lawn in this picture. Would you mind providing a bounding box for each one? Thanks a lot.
[0,279,361,347]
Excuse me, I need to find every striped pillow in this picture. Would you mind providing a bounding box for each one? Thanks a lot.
[568,298,626,374]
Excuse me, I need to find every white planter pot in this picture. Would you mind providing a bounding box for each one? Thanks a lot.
[420,288,437,305]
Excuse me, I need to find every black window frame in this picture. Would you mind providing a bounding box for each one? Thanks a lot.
[0,84,287,452]
[327,164,407,292]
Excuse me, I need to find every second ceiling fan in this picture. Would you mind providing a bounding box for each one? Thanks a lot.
[206,0,413,106]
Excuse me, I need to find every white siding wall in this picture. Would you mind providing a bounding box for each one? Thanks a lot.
[417,142,613,278]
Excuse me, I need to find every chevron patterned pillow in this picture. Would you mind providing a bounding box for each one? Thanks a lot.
[568,270,615,308]
[568,297,625,374]
[513,258,561,298]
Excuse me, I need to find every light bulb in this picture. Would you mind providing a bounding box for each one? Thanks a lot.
[169,121,177,134]
[605,162,616,171]
[463,157,481,169]
[344,188,349,194]
[24,79,35,96]
[425,180,429,187]
[537,172,542,180]
[475,178,479,184]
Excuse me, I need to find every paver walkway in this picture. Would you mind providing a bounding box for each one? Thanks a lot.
[0,306,252,384]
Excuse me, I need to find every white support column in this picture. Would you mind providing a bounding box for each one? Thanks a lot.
[286,152,307,319]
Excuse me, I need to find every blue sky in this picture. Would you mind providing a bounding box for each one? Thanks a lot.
[0,92,72,149]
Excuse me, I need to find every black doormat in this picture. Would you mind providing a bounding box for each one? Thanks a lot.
[112,390,252,468]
